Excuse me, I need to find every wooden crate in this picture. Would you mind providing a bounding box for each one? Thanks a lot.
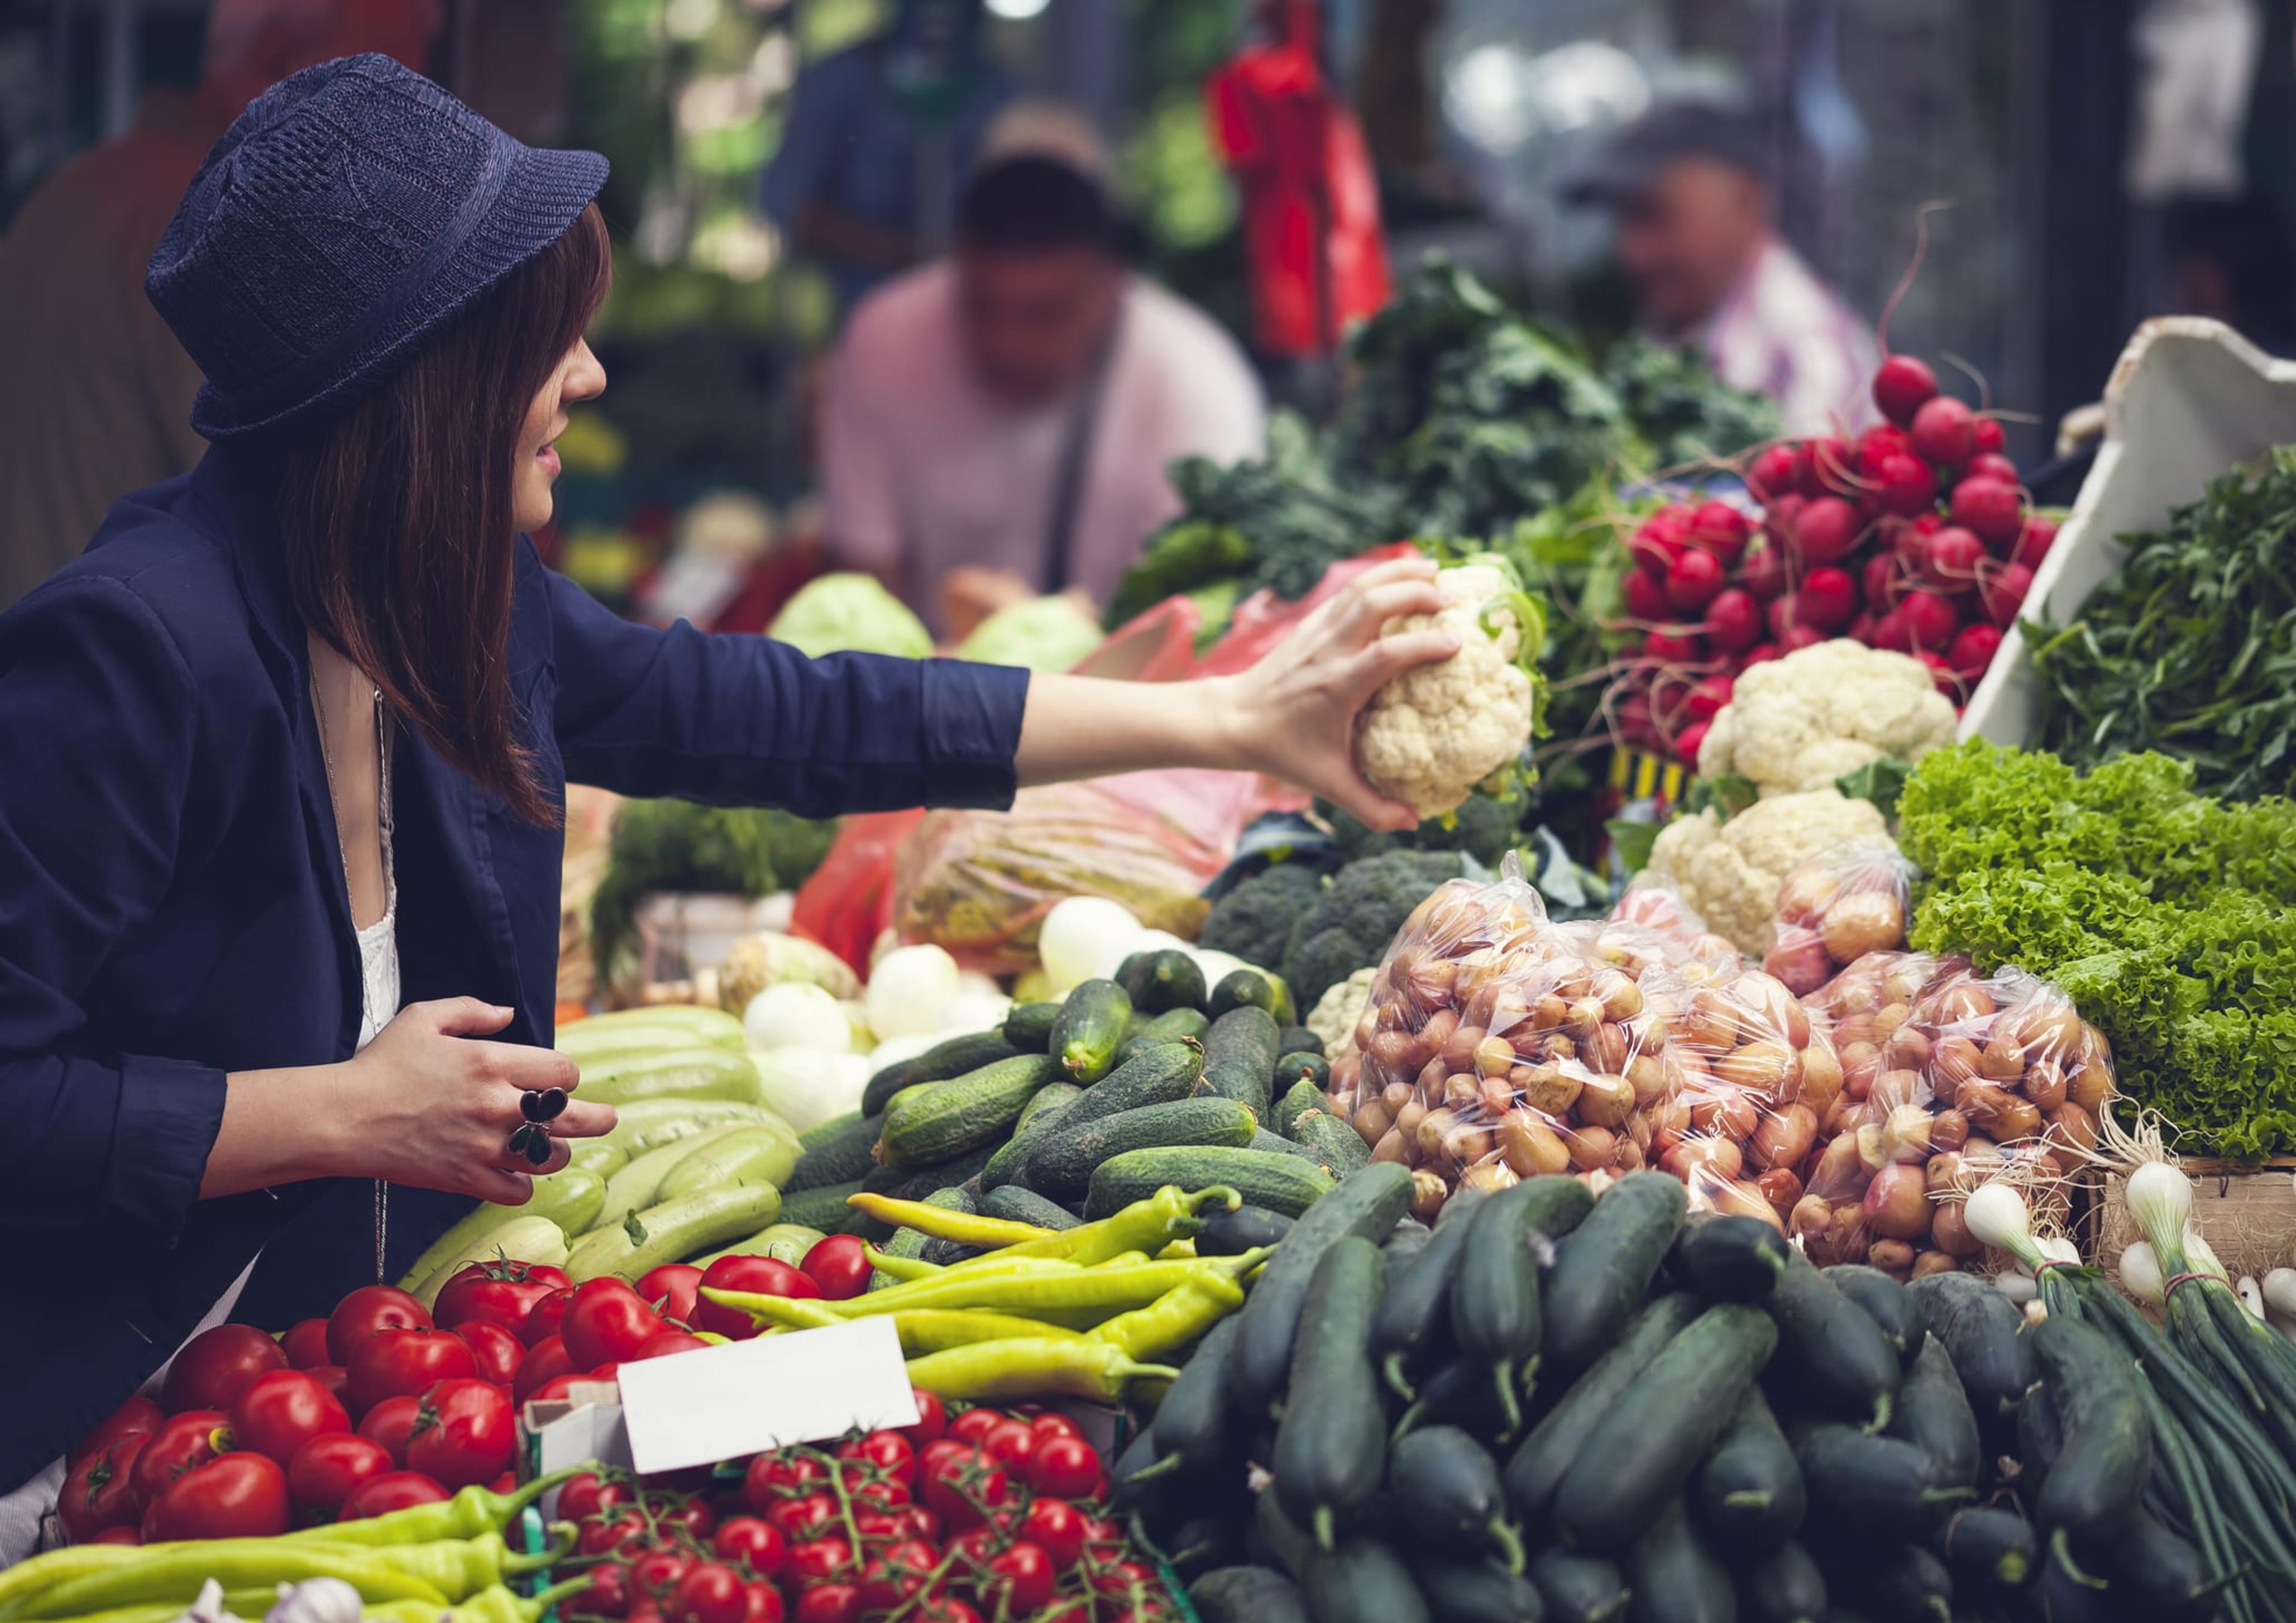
[2095,1157,2296,1280]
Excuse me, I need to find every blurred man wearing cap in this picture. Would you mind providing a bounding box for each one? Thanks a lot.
[0,0,436,610]
[1568,103,1879,436]
[822,111,1265,635]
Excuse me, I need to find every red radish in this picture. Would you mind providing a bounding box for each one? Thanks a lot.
[1900,588,1961,651]
[1873,452,1938,516]
[1792,497,1862,565]
[1687,500,1751,564]
[1973,417,2005,454]
[1799,437,1857,497]
[1673,720,1711,764]
[1629,514,1687,577]
[1980,561,2034,626]
[1766,593,1800,643]
[1665,548,1726,614]
[1847,611,1878,643]
[1799,567,1858,631]
[1648,671,1695,728]
[1908,395,1977,466]
[1705,587,1763,653]
[1861,552,1900,613]
[1617,694,1659,749]
[1855,424,1913,478]
[1747,443,1799,501]
[1779,624,1825,653]
[1915,649,1958,698]
[1761,493,1805,546]
[1873,354,1939,426]
[1949,478,2024,548]
[1964,452,2020,485]
[1949,623,2003,680]
[1739,641,1779,669]
[1742,540,1790,601]
[1622,567,1669,622]
[1921,525,1986,588]
[1684,674,1735,723]
[1642,629,1704,665]
[2012,515,2057,571]
[1871,608,1912,653]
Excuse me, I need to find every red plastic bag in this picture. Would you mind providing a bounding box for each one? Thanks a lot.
[791,809,926,977]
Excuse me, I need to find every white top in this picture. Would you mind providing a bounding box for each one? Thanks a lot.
[822,261,1266,631]
[355,717,401,1051]
[1702,236,1883,438]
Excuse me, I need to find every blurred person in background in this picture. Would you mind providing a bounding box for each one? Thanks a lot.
[1566,102,1879,436]
[821,111,1265,637]
[2163,192,2296,353]
[0,0,438,612]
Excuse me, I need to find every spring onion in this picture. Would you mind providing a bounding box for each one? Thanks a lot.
[2118,1240,2167,1306]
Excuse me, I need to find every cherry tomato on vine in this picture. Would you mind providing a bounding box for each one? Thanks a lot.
[1025,1433,1104,1501]
[579,1511,651,1558]
[629,1549,696,1600]
[941,1526,1001,1575]
[743,1581,784,1623]
[847,1474,911,1511]
[580,1564,633,1620]
[854,1539,939,1615]
[1027,1413,1082,1446]
[912,1597,979,1623]
[899,1506,941,1544]
[670,1563,749,1623]
[790,1584,857,1623]
[983,1542,1056,1615]
[661,1496,719,1540]
[711,1515,786,1576]
[975,1420,1034,1469]
[783,1536,856,1587]
[558,1469,633,1522]
[835,1429,916,1486]
[1019,1498,1086,1569]
[743,1453,827,1514]
[946,1410,1003,1445]
[849,1507,909,1547]
[765,1490,839,1543]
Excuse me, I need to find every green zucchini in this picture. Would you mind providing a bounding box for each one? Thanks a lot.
[1116,1007,1211,1065]
[1814,1543,1947,1623]
[976,1183,1079,1231]
[1304,1540,1431,1623]
[1118,948,1208,1014]
[2034,1549,2115,1623]
[1761,1256,1901,1431]
[1229,1162,1415,1417]
[1374,1190,1486,1399]
[2106,1509,2213,1622]
[862,1031,1020,1115]
[1211,966,1292,1023]
[1452,1178,1582,1435]
[1198,1203,1294,1256]
[1934,1508,2035,1590]
[1086,1145,1333,1221]
[871,1186,978,1286]
[1292,1110,1372,1176]
[1553,1304,1778,1553]
[1148,1312,1244,1474]
[787,1111,881,1191]
[1002,1000,1062,1052]
[1388,1426,1524,1573]
[1625,1500,1734,1623]
[1384,1216,1434,1275]
[560,1003,747,1055]
[1017,1080,1085,1131]
[1198,1006,1284,1115]
[1528,1552,1629,1623]
[566,1142,627,1179]
[1414,1560,1546,1623]
[602,1124,746,1218]
[1274,1235,1388,1546]
[1740,1543,1825,1623]
[1691,1388,1803,1551]
[1665,1214,1790,1303]
[1504,1294,1702,1527]
[1885,1335,1979,1489]
[777,1179,869,1234]
[566,1182,782,1281]
[2028,1313,2151,1543]
[2016,1380,2062,1483]
[1823,1266,1925,1371]
[1274,1051,1332,1092]
[1052,979,1132,1083]
[1277,1078,1331,1138]
[579,1047,763,1110]
[1256,1490,1317,1582]
[1903,1271,2031,1422]
[1787,1424,1964,1535]
[877,1054,1057,1167]
[1540,1172,1687,1380]
[1190,1566,1310,1623]
[654,1126,798,1204]
[1024,1098,1260,1203]
[524,1166,606,1237]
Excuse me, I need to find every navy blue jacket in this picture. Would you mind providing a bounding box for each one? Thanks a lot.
[0,448,1029,1485]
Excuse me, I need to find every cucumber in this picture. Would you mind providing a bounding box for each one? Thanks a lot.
[1017,1081,1085,1132]
[1813,1543,1947,1623]
[1052,979,1132,1083]
[1147,1312,1244,1475]
[1274,1051,1332,1093]
[1553,1305,1778,1554]
[1025,1098,1259,1203]
[1118,949,1208,1014]
[1303,1540,1430,1623]
[689,1221,824,1269]
[576,1046,762,1108]
[880,1141,1002,1203]
[1933,1508,2035,1590]
[1122,1005,1211,1053]
[778,1180,871,1236]
[1504,1294,1702,1527]
[878,1054,1058,1167]
[567,1142,628,1179]
[1625,1500,1734,1623]
[655,1125,798,1204]
[1740,1543,1825,1623]
[1540,1172,1687,1380]
[863,1031,1021,1115]
[1822,1266,1924,1371]
[2016,1381,2062,1482]
[1253,1126,1334,1166]
[2027,1313,2150,1543]
[1761,1257,1901,1431]
[1034,1042,1204,1139]
[1002,1001,1061,1052]
[1274,1236,1388,1546]
[1414,1561,1546,1623]
[1452,1178,1586,1435]
[1384,1217,1434,1275]
[979,1089,1090,1193]
[1528,1552,1628,1623]
[2034,1547,2116,1623]
[1787,1424,1962,1535]
[1198,1203,1295,1256]
[1278,1026,1326,1060]
[787,1111,881,1191]
[1374,1190,1486,1399]
[1230,1162,1415,1417]
[602,1124,748,1219]
[978,1184,1080,1231]
[1903,1271,2032,1422]
[872,1187,977,1285]
[1086,1145,1334,1221]
[1199,1006,1284,1115]
[1211,966,1290,1023]
[1403,1353,1531,1446]
[1292,1111,1371,1176]
[1256,1490,1317,1582]
[566,1182,783,1281]
[1691,1389,1803,1551]
[1388,1426,1523,1572]
[2106,1509,2213,1622]
[1885,1335,1978,1489]
[1190,1566,1309,1623]
[1275,1078,1329,1136]
[1665,1215,1790,1304]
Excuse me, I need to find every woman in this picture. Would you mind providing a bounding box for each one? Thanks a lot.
[0,57,1455,1524]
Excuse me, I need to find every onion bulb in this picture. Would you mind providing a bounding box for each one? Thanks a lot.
[1963,1182,2045,1271]
[1037,895,1141,993]
[2124,1160,2196,1270]
[865,944,961,1039]
[1994,1269,2037,1304]
[2237,1276,2267,1321]
[744,982,856,1053]
[2264,1267,2296,1322]
[2184,1227,2231,1285]
[2118,1240,2166,1306]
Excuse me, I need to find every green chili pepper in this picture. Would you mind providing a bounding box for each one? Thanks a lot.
[906,1336,1179,1402]
[888,1310,1086,1356]
[18,1546,452,1619]
[1086,1271,1246,1360]
[701,1286,844,1331]
[0,1548,144,1616]
[846,1194,1055,1248]
[997,1184,1241,1264]
[823,1249,1268,1324]
[22,1590,282,1623]
[449,1576,597,1623]
[862,1245,942,1283]
[282,1469,576,1549]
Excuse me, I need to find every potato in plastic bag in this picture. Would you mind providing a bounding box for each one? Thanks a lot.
[1761,839,1917,997]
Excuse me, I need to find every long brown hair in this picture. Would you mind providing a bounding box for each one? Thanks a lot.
[276,203,612,826]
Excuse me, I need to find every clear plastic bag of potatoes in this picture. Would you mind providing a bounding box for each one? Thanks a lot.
[1604,882,1745,980]
[1760,840,1918,997]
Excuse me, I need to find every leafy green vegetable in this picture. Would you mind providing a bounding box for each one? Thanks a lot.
[591,800,839,984]
[1898,740,2296,1160]
[1281,849,1465,1013]
[1197,861,1329,971]
[1683,774,1761,821]
[1835,757,1914,820]
[1598,332,1781,471]
[768,573,932,659]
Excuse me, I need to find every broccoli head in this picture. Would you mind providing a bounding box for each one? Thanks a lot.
[1319,774,1531,869]
[1198,861,1327,971]
[1281,849,1465,1012]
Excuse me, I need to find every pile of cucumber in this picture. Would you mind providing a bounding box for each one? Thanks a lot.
[778,952,1354,1261]
[1125,1167,2129,1623]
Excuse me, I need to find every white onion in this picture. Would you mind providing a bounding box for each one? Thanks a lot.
[1190,947,1251,987]
[1963,1182,2043,1269]
[750,1047,869,1132]
[2124,1161,2195,1268]
[866,944,962,1038]
[1038,896,1141,992]
[1994,1269,2037,1304]
[938,989,1013,1037]
[744,982,854,1053]
[2118,1240,2166,1306]
[866,1032,939,1072]
[2184,1227,2231,1284]
[2237,1276,2268,1321]
[2264,1267,2296,1321]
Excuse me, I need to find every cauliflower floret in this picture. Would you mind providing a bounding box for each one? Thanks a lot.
[1305,965,1379,1060]
[1698,639,1957,797]
[1644,787,1887,957]
[1354,564,1535,820]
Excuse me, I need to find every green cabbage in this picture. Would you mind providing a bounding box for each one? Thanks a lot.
[769,573,933,659]
[954,596,1104,671]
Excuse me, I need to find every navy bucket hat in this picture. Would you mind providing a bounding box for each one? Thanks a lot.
[148,54,609,441]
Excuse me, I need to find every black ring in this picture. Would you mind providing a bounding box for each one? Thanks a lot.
[521,1087,569,1123]
[506,1123,555,1166]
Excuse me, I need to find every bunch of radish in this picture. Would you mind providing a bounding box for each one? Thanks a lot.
[1612,354,2058,763]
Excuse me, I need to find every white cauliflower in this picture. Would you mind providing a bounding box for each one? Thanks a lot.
[1698,638,1957,797]
[1644,788,1888,958]
[1306,965,1379,1059]
[1353,564,1537,820]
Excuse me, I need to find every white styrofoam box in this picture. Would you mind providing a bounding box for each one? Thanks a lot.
[1962,316,2296,745]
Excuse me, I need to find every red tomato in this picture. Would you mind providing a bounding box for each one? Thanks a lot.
[59,1434,144,1541]
[912,1598,979,1623]
[766,1490,839,1543]
[1026,1434,1103,1501]
[692,1257,819,1340]
[847,1475,910,1511]
[228,1370,350,1466]
[941,1526,1001,1575]
[897,1390,947,1448]
[356,1395,422,1467]
[743,1452,827,1513]
[280,1319,333,1371]
[1027,1413,1081,1446]
[835,1430,915,1487]
[899,1506,940,1544]
[628,1606,665,1623]
[983,1542,1055,1614]
[563,1280,664,1370]
[129,1410,227,1506]
[855,1539,939,1614]
[161,1324,289,1416]
[1019,1499,1086,1570]
[712,1515,787,1576]
[404,1379,514,1489]
[1079,1516,1125,1558]
[511,1337,577,1406]
[326,1285,432,1367]
[90,1526,142,1546]
[671,1564,750,1623]
[797,1236,872,1301]
[450,1320,526,1387]
[946,1410,1003,1444]
[580,1511,651,1557]
[434,1258,572,1335]
[662,1497,720,1540]
[1090,1561,1158,1601]
[520,1287,577,1347]
[580,1564,633,1620]
[630,1550,697,1600]
[975,1420,1034,1469]
[304,1366,352,1413]
[783,1537,856,1587]
[68,1394,162,1472]
[346,1326,477,1415]
[633,1330,710,1361]
[921,1449,1010,1528]
[744,1581,785,1623]
[558,1469,634,1521]
[527,1374,608,1406]
[286,1432,393,1520]
[142,1451,290,1541]
[635,1264,704,1325]
[792,1584,858,1623]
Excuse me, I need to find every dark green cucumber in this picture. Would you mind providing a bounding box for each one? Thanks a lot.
[1274,1235,1388,1546]
[1190,1566,1310,1623]
[2016,1380,2062,1483]
[1024,1097,1260,1203]
[1761,1256,1901,1431]
[862,1030,1020,1115]
[1292,1110,1371,1176]
[1885,1335,1979,1489]
[1402,1354,1530,1447]
[881,1141,1000,1203]
[1823,1266,1925,1371]
[1665,1214,1790,1303]
[1002,1000,1061,1052]
[2028,1313,2150,1543]
[978,1182,1080,1231]
[1116,1007,1211,1065]
[1148,1313,1243,1474]
[1815,1543,1948,1623]
[2035,1546,2117,1623]
[1553,1305,1778,1553]
[1528,1552,1629,1623]
[1388,1426,1524,1573]
[1016,1080,1085,1132]
[1373,1189,1487,1399]
[1198,1203,1294,1256]
[1415,1560,1546,1623]
[1741,1543,1825,1623]
[1277,1078,1331,1137]
[1303,1539,1431,1623]
[1625,1500,1733,1623]
[1383,1216,1434,1275]
[786,1111,881,1191]
[1934,1507,2035,1590]
[1253,1126,1333,1166]
[1692,1388,1803,1551]
[1052,978,1133,1083]
[1107,1421,1170,1516]
[1230,1162,1415,1417]
[877,1053,1057,1166]
[1118,948,1208,1015]
[1210,966,1290,1023]
[1199,1005,1284,1115]
[778,1179,869,1234]
[1903,1271,2031,1422]
[1541,1172,1688,1380]
[1274,1051,1332,1092]
[1034,1041,1204,1138]
[1451,1178,1584,1435]
[1505,1294,1702,1527]
[979,1086,1090,1193]
[2105,1509,2214,1622]
[1788,1424,1964,1535]
[1086,1145,1333,1220]
[1256,1485,1317,1582]
[872,1186,978,1284]
[1278,1025,1325,1059]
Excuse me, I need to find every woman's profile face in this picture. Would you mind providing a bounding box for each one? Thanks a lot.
[513,338,607,534]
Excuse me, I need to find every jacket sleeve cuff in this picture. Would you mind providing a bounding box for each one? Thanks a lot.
[919,661,1030,811]
[105,1055,228,1239]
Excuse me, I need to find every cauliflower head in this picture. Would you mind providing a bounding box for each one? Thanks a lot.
[1698,638,1956,797]
[1354,563,1538,820]
[1644,787,1887,957]
[1305,965,1379,1059]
